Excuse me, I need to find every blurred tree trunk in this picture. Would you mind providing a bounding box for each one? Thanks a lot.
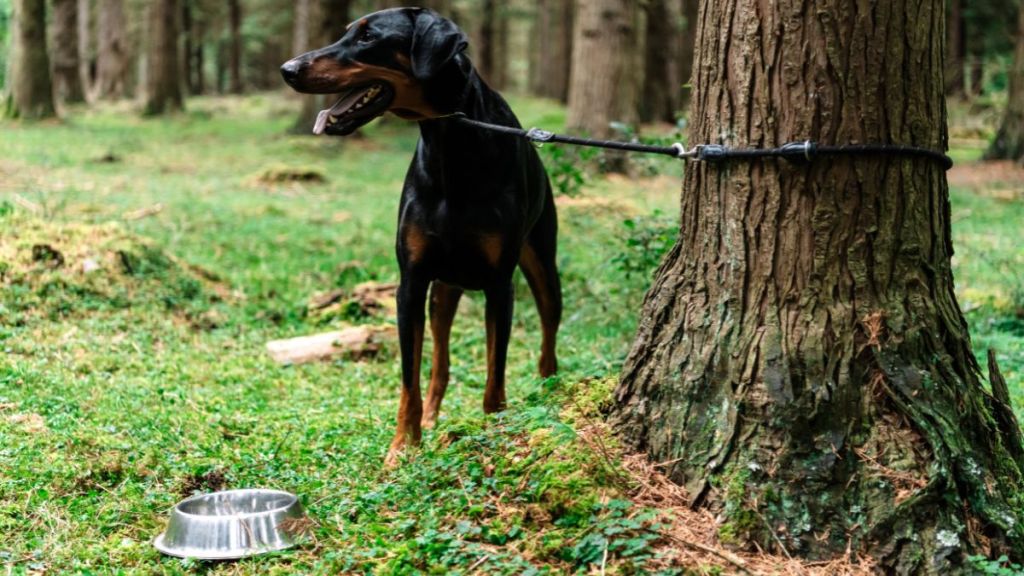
[613,0,1024,570]
[528,0,573,103]
[640,0,682,123]
[228,0,242,94]
[3,0,57,119]
[678,0,697,109]
[987,4,1024,162]
[291,0,351,134]
[475,0,508,90]
[946,0,965,97]
[183,0,196,94]
[51,0,87,104]
[566,0,641,172]
[78,0,95,97]
[95,0,128,99]
[143,0,183,115]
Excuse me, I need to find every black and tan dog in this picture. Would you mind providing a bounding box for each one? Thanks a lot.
[281,7,561,465]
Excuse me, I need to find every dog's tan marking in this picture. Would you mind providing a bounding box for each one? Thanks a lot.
[423,282,462,428]
[520,243,559,377]
[478,234,503,268]
[402,225,430,263]
[385,323,424,467]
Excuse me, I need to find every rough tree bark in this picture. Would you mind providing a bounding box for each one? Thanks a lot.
[945,0,965,97]
[678,0,697,109]
[986,5,1024,162]
[4,0,57,119]
[640,0,683,123]
[566,0,642,172]
[528,0,573,103]
[228,0,242,94]
[142,0,183,115]
[51,0,86,104]
[95,0,128,99]
[612,0,1024,572]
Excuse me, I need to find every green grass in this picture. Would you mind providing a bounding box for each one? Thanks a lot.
[0,93,1021,574]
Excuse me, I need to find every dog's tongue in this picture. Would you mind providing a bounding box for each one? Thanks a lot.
[313,110,330,135]
[312,87,373,135]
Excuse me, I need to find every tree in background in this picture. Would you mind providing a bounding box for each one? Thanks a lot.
[566,0,641,172]
[613,0,1024,570]
[528,0,572,103]
[95,0,128,99]
[291,0,352,133]
[142,0,183,115]
[3,0,57,119]
[228,0,242,94]
[474,0,508,89]
[78,0,95,96]
[51,0,87,104]
[987,4,1024,162]
[639,0,682,123]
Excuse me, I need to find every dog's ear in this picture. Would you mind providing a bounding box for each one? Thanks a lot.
[410,10,468,81]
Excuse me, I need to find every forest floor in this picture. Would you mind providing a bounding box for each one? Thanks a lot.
[0,94,1021,575]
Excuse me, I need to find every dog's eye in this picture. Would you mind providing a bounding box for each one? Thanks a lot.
[357,28,376,44]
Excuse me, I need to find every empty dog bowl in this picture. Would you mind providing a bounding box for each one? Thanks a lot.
[154,489,308,560]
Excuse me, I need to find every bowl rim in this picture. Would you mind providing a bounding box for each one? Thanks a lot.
[173,488,299,519]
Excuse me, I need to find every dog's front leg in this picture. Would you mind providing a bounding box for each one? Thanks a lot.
[483,281,514,414]
[385,274,429,467]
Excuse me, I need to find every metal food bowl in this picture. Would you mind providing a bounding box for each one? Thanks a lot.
[154,489,308,560]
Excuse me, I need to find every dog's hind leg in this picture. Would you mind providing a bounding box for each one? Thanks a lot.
[423,281,463,428]
[483,281,515,413]
[386,275,429,467]
[520,193,562,377]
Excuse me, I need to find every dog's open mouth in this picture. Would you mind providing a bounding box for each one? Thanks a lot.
[313,83,395,136]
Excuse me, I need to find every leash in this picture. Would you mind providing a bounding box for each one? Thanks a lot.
[450,113,954,171]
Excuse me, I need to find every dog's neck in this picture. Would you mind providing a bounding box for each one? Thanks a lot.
[414,55,522,191]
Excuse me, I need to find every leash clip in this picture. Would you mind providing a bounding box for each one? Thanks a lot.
[526,128,555,143]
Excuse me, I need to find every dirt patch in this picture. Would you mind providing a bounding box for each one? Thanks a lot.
[948,161,1024,200]
[178,469,228,497]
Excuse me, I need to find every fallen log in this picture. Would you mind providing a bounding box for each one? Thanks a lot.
[266,325,396,365]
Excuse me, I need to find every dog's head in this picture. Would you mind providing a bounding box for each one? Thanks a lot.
[281,8,469,136]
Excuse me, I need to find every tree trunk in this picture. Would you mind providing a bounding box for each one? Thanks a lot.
[95,0,128,99]
[566,0,641,172]
[4,0,57,119]
[78,0,95,97]
[475,0,508,90]
[528,0,573,103]
[986,6,1024,162]
[945,0,965,97]
[50,0,87,104]
[143,0,183,115]
[291,0,351,135]
[228,0,242,94]
[612,0,1024,572]
[678,0,697,109]
[640,0,682,123]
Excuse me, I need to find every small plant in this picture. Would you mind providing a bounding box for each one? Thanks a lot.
[541,143,598,197]
[612,210,678,280]
[968,554,1024,575]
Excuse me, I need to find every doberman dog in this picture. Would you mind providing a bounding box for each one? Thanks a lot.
[280,7,561,465]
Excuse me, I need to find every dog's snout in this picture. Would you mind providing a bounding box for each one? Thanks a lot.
[280,59,303,85]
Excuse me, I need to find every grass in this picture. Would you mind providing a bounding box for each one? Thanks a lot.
[0,93,1022,574]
